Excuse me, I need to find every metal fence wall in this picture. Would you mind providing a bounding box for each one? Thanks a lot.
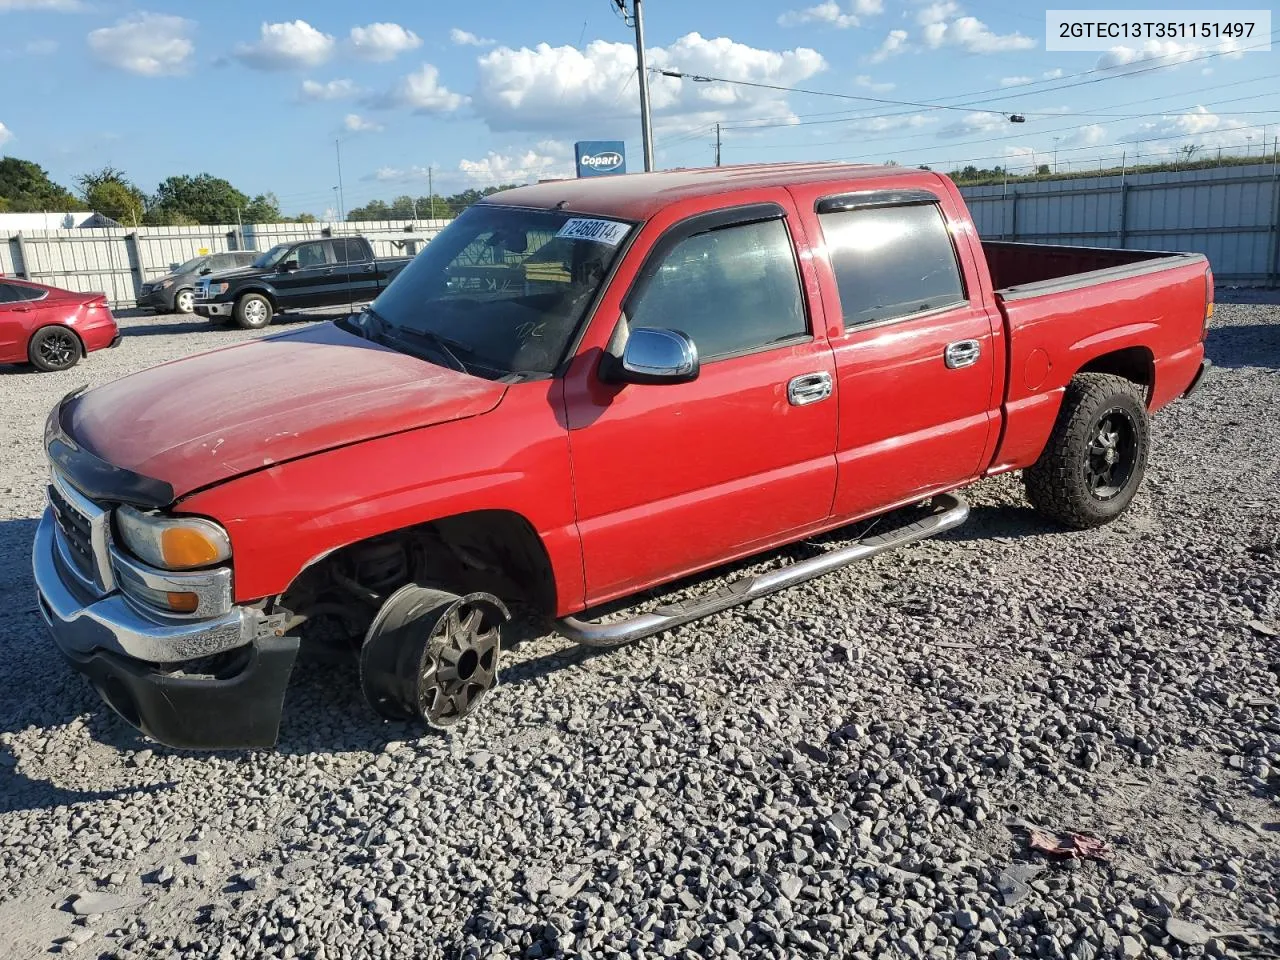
[958,162,1280,287]
[0,220,450,307]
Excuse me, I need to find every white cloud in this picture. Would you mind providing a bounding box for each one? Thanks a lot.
[25,38,58,54]
[88,13,194,77]
[450,27,494,47]
[937,111,1011,138]
[1064,124,1108,148]
[778,1,883,28]
[474,33,826,136]
[0,122,12,147]
[0,0,84,9]
[854,74,895,92]
[1123,106,1248,156]
[370,63,468,114]
[915,0,960,25]
[235,20,334,71]
[344,113,383,133]
[300,78,360,101]
[920,15,1034,54]
[459,143,574,185]
[868,29,908,63]
[1095,40,1211,74]
[1001,67,1064,86]
[348,22,421,62]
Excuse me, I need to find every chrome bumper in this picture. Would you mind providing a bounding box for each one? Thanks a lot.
[33,508,251,664]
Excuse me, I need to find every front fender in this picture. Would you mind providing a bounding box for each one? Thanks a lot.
[174,381,586,617]
[230,282,278,306]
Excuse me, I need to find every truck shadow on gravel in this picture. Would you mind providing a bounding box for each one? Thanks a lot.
[1205,321,1280,370]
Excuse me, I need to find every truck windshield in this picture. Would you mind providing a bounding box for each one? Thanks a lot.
[252,245,291,269]
[353,205,632,378]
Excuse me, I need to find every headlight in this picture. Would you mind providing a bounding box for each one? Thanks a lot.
[157,278,174,290]
[115,506,232,570]
[209,282,230,295]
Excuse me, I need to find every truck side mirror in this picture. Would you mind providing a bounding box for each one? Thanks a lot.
[614,327,699,385]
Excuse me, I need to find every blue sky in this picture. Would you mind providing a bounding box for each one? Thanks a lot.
[1,0,1276,216]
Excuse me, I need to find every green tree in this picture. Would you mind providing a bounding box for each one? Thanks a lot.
[242,192,283,224]
[346,199,391,221]
[0,157,79,212]
[76,166,146,225]
[148,173,250,225]
[292,212,318,223]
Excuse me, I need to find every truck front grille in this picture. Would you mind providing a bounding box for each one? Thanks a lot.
[48,480,95,580]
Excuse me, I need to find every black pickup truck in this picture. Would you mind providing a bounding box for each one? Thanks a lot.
[193,236,413,329]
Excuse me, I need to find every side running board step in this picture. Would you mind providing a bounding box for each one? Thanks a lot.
[556,493,969,647]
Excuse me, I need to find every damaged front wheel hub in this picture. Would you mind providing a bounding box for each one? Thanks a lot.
[359,585,509,727]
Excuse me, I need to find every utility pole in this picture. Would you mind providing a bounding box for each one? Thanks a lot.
[634,0,654,171]
[335,139,346,223]
[428,167,435,220]
[714,123,721,167]
[614,0,655,171]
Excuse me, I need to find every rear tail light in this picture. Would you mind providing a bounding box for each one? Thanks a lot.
[1203,266,1214,340]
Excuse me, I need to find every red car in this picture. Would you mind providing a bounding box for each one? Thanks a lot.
[34,163,1212,748]
[0,277,119,372]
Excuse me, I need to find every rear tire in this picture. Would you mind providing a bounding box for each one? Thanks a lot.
[28,326,83,372]
[1024,373,1150,529]
[234,293,273,330]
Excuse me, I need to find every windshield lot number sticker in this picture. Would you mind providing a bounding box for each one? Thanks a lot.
[557,218,630,246]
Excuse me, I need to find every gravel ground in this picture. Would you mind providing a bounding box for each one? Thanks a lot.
[0,305,1276,960]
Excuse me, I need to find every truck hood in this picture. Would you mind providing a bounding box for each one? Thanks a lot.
[203,265,261,282]
[64,323,507,499]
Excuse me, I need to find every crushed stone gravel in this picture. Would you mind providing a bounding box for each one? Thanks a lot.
[0,305,1277,959]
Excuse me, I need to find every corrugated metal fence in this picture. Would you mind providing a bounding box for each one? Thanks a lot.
[958,162,1280,287]
[0,220,450,308]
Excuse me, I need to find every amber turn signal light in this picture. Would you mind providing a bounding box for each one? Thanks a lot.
[165,592,200,614]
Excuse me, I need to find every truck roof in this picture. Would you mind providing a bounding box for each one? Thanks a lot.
[481,162,934,222]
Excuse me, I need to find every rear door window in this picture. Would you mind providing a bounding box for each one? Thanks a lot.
[818,202,966,327]
[331,238,369,263]
[0,281,46,303]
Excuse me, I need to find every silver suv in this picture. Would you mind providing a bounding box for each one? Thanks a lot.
[138,251,258,314]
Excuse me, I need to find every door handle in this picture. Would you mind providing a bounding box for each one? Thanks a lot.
[944,339,981,369]
[787,371,833,406]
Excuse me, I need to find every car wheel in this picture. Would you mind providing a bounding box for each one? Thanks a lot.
[360,585,508,728]
[233,293,274,330]
[27,326,84,372]
[1024,373,1150,529]
[174,289,195,314]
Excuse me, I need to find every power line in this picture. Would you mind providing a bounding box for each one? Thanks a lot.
[663,31,1279,136]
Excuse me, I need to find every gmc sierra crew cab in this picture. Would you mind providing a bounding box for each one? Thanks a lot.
[193,235,411,329]
[34,163,1213,749]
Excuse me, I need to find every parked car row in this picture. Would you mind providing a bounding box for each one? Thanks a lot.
[1,235,411,371]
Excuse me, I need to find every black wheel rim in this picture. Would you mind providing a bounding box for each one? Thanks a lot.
[38,331,77,367]
[1084,407,1138,500]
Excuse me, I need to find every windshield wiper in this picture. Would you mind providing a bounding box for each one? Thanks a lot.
[360,308,471,375]
[391,327,471,374]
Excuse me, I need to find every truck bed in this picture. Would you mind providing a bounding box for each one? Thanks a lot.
[981,239,1211,477]
[982,240,1205,300]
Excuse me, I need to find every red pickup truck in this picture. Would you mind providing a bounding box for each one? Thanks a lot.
[34,163,1213,749]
